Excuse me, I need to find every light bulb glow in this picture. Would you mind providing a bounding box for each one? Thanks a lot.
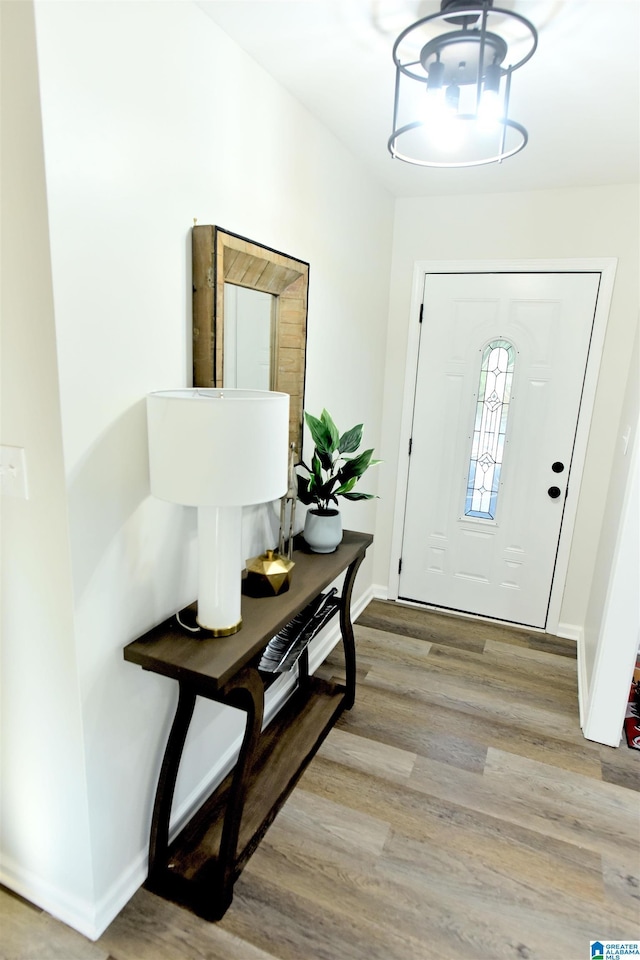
[477,88,503,130]
[477,60,503,130]
[424,96,464,149]
[446,80,461,113]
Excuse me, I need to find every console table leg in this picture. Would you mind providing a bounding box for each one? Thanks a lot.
[340,554,364,710]
[211,666,264,917]
[147,684,196,885]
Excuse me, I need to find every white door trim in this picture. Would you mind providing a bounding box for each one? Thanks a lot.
[388,258,618,635]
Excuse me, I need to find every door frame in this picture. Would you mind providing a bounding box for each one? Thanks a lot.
[388,258,617,636]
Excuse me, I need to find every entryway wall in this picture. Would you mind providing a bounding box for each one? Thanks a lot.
[581,320,639,746]
[3,0,393,939]
[375,183,639,644]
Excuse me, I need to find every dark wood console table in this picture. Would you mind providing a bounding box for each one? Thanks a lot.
[123,530,372,921]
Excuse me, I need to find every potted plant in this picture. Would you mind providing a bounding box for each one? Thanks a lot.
[297,409,379,553]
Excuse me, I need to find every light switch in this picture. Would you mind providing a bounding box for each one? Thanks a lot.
[0,445,29,499]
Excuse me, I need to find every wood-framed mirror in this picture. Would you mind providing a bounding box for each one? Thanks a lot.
[192,226,309,457]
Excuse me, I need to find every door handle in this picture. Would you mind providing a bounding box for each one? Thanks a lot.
[548,486,562,499]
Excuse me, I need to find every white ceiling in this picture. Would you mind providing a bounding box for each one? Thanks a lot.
[197,0,640,198]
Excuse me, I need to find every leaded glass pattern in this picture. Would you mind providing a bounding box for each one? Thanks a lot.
[464,339,515,520]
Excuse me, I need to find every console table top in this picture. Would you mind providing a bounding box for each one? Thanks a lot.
[123,529,372,692]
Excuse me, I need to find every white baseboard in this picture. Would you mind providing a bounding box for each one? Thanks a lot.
[0,853,102,941]
[556,622,582,642]
[92,848,150,941]
[575,627,588,731]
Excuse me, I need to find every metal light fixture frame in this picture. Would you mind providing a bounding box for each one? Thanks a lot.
[388,1,538,168]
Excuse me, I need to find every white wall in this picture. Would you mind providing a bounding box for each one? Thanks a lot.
[2,0,392,938]
[376,185,640,634]
[582,320,639,745]
[0,0,95,922]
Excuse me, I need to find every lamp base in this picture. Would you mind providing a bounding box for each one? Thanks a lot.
[200,618,243,638]
[196,505,243,634]
[175,604,242,639]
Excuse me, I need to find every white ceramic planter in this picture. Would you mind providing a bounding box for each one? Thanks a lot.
[303,508,343,553]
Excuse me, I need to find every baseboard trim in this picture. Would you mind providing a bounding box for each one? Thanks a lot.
[575,626,588,730]
[92,848,150,941]
[0,854,101,941]
[556,622,582,642]
[371,583,388,601]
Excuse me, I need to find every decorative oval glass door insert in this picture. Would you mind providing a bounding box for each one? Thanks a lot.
[464,339,515,520]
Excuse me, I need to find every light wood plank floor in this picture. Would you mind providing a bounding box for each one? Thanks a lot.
[2,600,639,960]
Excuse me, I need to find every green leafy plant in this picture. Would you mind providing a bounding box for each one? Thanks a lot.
[297,409,380,514]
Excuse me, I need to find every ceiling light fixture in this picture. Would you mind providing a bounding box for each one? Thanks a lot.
[388,0,538,168]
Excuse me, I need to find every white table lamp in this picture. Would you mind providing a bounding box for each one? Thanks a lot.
[147,388,289,635]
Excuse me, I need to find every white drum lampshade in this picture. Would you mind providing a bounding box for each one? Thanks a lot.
[147,388,289,634]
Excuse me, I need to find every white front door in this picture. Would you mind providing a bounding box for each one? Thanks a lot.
[399,272,601,628]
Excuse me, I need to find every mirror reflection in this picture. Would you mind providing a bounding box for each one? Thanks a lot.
[223,284,275,391]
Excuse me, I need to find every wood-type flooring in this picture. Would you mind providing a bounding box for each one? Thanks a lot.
[2,599,639,960]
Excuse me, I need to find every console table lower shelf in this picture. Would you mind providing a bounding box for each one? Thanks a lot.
[151,676,344,920]
[123,530,372,921]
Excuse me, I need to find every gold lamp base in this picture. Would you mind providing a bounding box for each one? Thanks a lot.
[175,604,243,639]
[244,550,295,598]
[198,618,243,637]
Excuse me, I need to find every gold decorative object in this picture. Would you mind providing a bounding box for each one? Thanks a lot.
[245,549,295,598]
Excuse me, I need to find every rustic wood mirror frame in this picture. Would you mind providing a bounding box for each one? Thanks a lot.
[192,225,309,457]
